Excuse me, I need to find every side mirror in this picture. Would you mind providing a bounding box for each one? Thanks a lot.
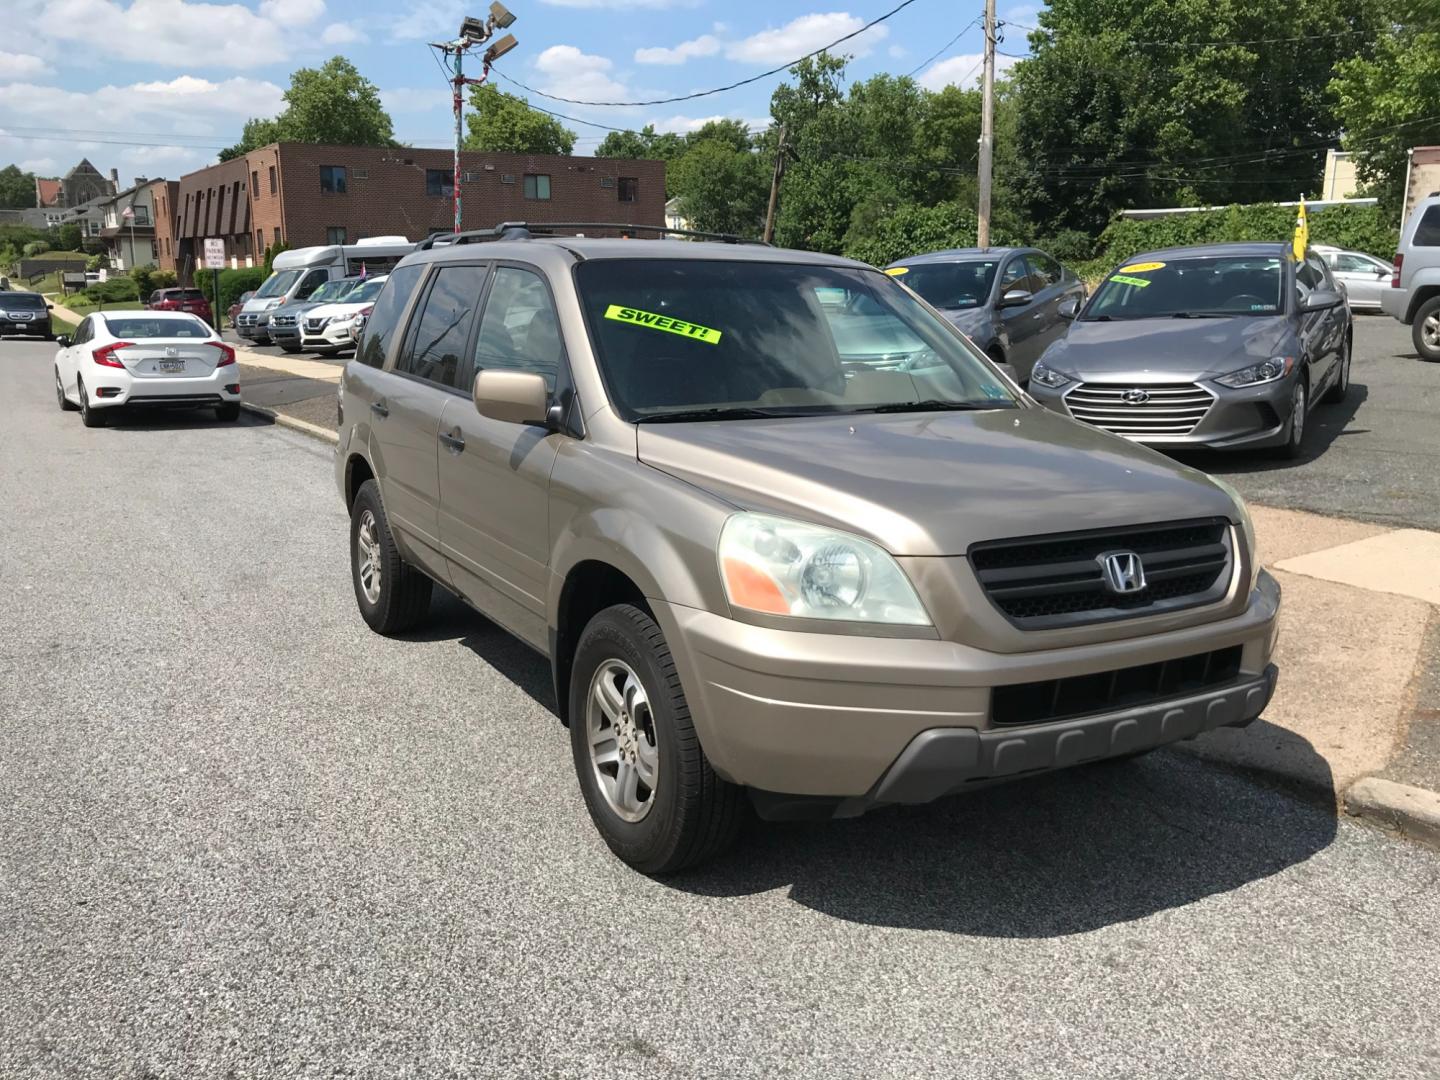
[998,289,1033,308]
[1057,296,1081,320]
[47,303,54,310]
[1301,289,1342,312]
[56,334,71,348]
[474,369,550,426]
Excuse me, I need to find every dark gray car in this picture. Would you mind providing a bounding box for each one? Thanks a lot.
[1027,243,1352,459]
[268,276,363,353]
[885,246,1085,380]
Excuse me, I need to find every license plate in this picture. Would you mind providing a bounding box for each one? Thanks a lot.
[159,360,185,373]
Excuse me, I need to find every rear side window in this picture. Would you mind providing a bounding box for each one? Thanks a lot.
[396,263,488,387]
[356,262,425,368]
[1414,206,1440,247]
[1029,253,1061,288]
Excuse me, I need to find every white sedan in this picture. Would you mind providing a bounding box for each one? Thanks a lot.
[54,311,241,428]
[299,274,388,354]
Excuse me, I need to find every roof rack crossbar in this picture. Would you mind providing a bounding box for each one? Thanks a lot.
[417,221,768,248]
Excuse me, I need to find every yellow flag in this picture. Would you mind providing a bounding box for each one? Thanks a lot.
[1292,196,1309,260]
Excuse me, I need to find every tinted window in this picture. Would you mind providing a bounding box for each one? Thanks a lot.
[3,293,45,308]
[295,269,328,299]
[523,174,551,200]
[574,260,1016,421]
[1087,256,1284,318]
[1414,206,1440,247]
[1333,253,1378,273]
[397,264,486,387]
[471,267,563,392]
[426,169,453,197]
[103,316,209,338]
[999,257,1029,295]
[320,166,347,194]
[357,263,425,368]
[896,260,999,310]
[1030,253,1061,288]
[1296,257,1325,298]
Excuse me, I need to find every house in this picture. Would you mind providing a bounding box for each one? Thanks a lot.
[97,179,163,271]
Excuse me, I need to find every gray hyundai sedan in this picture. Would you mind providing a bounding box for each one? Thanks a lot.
[1027,242,1352,458]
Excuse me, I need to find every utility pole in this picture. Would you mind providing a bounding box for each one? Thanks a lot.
[976,0,996,249]
[431,4,520,233]
[763,124,788,245]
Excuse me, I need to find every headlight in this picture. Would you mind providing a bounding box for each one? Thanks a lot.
[1215,355,1294,388]
[1029,361,1072,388]
[1209,476,1259,587]
[718,513,931,625]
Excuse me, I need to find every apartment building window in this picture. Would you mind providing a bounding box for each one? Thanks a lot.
[425,169,453,197]
[326,226,347,245]
[134,205,150,225]
[269,165,277,194]
[256,229,264,252]
[251,170,259,196]
[523,174,551,200]
[618,177,639,203]
[273,226,281,245]
[320,166,347,194]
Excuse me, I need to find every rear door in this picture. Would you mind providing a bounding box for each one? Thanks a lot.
[996,254,1048,377]
[1294,253,1341,392]
[438,263,568,650]
[1328,252,1389,308]
[1026,251,1076,353]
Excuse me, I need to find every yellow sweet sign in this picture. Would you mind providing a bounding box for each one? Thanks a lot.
[1117,261,1166,273]
[604,305,723,345]
[885,266,909,276]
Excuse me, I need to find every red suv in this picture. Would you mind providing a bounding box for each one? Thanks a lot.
[148,287,213,326]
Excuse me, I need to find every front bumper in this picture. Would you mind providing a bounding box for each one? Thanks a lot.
[301,321,358,351]
[1,317,50,335]
[1029,376,1295,451]
[235,313,272,341]
[654,569,1281,814]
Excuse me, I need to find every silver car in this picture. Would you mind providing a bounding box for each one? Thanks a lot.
[1314,245,1393,312]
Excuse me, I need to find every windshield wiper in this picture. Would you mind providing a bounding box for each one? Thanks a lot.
[857,399,1005,414]
[635,406,817,423]
[1168,311,1237,318]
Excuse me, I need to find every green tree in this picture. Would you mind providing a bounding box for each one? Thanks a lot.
[220,57,394,160]
[0,164,36,210]
[595,124,685,162]
[1010,0,1384,233]
[670,139,769,237]
[463,84,575,155]
[55,223,83,251]
[1331,0,1440,219]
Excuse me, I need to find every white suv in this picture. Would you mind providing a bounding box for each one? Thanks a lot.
[1381,195,1440,361]
[300,275,388,354]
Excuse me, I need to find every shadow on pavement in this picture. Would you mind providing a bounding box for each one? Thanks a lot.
[438,598,1338,936]
[1172,382,1368,476]
[85,408,274,433]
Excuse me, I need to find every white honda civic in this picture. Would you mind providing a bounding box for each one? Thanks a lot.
[54,311,242,427]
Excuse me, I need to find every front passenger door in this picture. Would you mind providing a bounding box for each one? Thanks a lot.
[438,264,568,650]
[996,255,1046,378]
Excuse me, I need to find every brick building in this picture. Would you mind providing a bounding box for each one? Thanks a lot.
[148,179,181,272]
[171,142,665,280]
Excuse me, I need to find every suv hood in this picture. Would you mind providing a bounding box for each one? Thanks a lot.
[306,300,366,320]
[1042,315,1292,382]
[637,407,1239,556]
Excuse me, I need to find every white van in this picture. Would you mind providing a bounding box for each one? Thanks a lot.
[235,236,414,343]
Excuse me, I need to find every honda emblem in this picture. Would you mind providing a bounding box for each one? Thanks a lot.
[1098,551,1147,594]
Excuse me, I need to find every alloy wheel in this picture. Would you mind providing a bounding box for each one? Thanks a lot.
[1423,312,1440,351]
[586,658,659,823]
[355,509,383,605]
[1290,381,1306,446]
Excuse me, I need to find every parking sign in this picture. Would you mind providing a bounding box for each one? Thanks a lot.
[203,239,225,269]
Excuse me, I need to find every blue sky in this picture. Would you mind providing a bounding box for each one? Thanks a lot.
[0,0,1033,184]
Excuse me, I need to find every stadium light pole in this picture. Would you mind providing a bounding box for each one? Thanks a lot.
[432,4,520,234]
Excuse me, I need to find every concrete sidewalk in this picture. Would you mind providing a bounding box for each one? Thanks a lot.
[228,348,1440,846]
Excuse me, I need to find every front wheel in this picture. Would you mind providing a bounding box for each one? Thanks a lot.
[1414,296,1440,363]
[349,479,432,634]
[1324,335,1351,403]
[1273,377,1307,459]
[569,604,744,874]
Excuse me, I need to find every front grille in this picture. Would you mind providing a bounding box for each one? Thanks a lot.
[1064,382,1214,438]
[305,318,326,331]
[991,645,1243,727]
[271,315,296,327]
[970,518,1233,630]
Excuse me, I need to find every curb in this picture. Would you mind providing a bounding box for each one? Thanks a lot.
[240,401,339,445]
[1343,777,1440,849]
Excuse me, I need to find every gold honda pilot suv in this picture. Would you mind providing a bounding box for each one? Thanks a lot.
[335,223,1281,874]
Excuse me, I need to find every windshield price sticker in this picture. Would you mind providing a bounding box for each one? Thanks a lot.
[1109,274,1153,288]
[884,266,909,276]
[1117,261,1166,274]
[604,305,723,345]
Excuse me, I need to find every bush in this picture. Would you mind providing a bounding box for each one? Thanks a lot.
[151,269,177,289]
[843,202,1024,268]
[132,266,154,300]
[196,266,265,316]
[55,223,83,251]
[23,241,50,257]
[82,276,141,303]
[86,252,109,271]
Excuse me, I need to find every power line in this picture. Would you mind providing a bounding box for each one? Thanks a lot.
[1006,20,1375,49]
[905,14,983,77]
[491,0,930,108]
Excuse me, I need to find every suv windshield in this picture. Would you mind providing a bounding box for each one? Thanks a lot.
[3,293,45,308]
[254,269,303,298]
[1085,256,1284,319]
[894,260,1000,310]
[308,280,356,304]
[575,259,1017,421]
[346,278,385,304]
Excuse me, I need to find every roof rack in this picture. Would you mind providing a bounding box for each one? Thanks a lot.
[417,221,767,249]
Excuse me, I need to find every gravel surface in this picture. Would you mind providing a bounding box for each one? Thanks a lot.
[3,336,1439,1080]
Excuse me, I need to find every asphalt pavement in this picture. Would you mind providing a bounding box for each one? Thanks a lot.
[3,334,1440,1079]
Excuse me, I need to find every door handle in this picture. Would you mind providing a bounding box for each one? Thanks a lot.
[370,400,389,418]
[439,427,465,453]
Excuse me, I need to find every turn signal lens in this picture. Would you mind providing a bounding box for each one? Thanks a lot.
[214,343,237,366]
[92,342,133,368]
[721,557,789,614]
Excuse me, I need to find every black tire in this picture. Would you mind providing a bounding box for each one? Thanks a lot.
[1324,334,1351,404]
[349,479,432,634]
[1413,296,1440,363]
[215,403,241,422]
[77,378,106,428]
[1272,377,1307,459]
[568,604,744,874]
[280,344,302,354]
[55,367,77,411]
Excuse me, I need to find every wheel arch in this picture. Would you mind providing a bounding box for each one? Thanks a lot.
[344,452,375,509]
[1405,284,1440,324]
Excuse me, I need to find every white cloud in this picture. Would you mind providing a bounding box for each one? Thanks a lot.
[381,87,451,114]
[30,0,291,68]
[726,13,888,64]
[389,0,461,39]
[321,21,366,44]
[0,51,53,78]
[888,44,906,59]
[634,34,720,66]
[259,0,324,26]
[651,114,768,136]
[917,52,1020,91]
[533,45,631,104]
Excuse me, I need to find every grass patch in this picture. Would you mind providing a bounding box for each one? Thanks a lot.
[48,306,80,332]
[25,249,89,262]
[60,295,144,317]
